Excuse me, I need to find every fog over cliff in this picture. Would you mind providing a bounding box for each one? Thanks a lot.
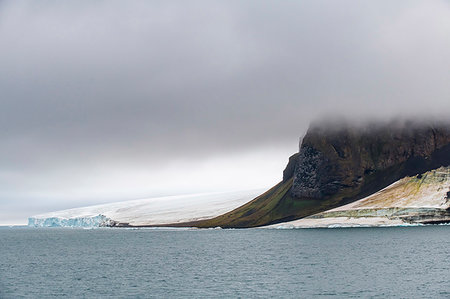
[1,0,449,224]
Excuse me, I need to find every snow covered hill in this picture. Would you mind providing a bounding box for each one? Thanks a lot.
[28,190,263,228]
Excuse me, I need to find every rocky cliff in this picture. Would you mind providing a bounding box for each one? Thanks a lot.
[291,119,450,199]
[179,119,450,228]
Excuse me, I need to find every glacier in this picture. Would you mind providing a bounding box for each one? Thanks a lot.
[28,214,116,228]
[28,189,262,228]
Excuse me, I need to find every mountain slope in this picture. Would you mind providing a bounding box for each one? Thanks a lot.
[187,120,450,228]
[269,167,450,228]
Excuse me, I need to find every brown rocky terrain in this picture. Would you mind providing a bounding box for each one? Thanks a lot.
[186,119,450,228]
[269,166,450,228]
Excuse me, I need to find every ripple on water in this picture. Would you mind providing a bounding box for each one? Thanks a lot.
[0,226,449,298]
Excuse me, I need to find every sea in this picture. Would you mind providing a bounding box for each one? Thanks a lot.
[0,226,449,298]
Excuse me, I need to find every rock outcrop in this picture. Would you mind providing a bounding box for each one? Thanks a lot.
[292,120,450,199]
[178,119,450,228]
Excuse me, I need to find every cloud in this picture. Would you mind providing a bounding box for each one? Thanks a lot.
[0,0,449,223]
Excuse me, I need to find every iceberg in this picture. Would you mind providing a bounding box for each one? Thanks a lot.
[28,189,262,228]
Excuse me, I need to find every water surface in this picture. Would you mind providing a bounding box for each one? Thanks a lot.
[1,226,449,298]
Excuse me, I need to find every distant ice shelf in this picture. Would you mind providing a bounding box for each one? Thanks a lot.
[28,189,262,228]
[28,214,115,228]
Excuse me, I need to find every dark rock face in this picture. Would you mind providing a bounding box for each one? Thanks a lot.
[282,153,299,182]
[291,120,450,199]
[292,145,335,198]
[189,119,450,228]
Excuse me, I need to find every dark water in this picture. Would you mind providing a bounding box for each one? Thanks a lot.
[0,226,449,298]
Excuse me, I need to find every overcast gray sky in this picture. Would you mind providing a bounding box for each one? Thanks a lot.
[1,0,449,224]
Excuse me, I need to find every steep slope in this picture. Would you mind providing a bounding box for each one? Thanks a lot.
[291,119,450,199]
[188,120,450,228]
[269,167,450,228]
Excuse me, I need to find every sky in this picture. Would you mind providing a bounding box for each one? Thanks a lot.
[1,0,449,225]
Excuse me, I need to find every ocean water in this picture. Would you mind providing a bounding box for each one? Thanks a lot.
[0,226,449,298]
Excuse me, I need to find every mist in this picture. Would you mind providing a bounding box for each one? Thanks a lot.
[1,0,449,224]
